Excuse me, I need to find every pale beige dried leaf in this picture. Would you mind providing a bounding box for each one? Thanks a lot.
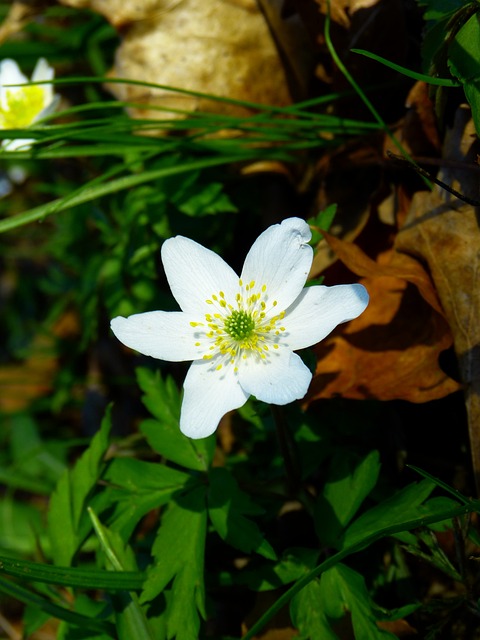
[69,0,292,120]
[59,0,173,27]
[0,0,45,44]
[396,105,480,490]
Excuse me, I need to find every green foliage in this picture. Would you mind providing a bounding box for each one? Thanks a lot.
[1,5,479,639]
[137,367,215,471]
[448,10,480,133]
[141,486,208,640]
[315,450,381,548]
[47,408,112,566]
[208,467,276,560]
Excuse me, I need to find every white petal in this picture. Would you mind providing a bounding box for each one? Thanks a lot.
[240,217,313,312]
[239,348,312,405]
[31,58,54,83]
[180,360,249,438]
[161,236,239,313]
[0,60,27,111]
[34,94,60,124]
[32,58,55,107]
[0,59,28,88]
[2,138,34,151]
[111,311,207,362]
[284,283,369,351]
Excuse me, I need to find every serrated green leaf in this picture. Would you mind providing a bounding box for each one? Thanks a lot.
[137,368,214,471]
[88,508,155,640]
[449,12,480,82]
[176,181,237,217]
[208,467,276,560]
[320,564,396,640]
[448,10,480,134]
[102,458,190,539]
[141,486,207,640]
[235,548,319,591]
[315,450,380,548]
[48,408,112,566]
[0,497,45,554]
[341,479,435,550]
[291,578,338,640]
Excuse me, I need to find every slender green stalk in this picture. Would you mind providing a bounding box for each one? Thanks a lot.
[242,502,477,639]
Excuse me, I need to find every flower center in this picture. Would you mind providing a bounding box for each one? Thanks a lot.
[0,86,45,129]
[190,279,286,371]
[224,309,255,341]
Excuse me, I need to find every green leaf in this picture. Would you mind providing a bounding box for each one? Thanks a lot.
[208,467,276,560]
[175,181,237,217]
[137,368,214,471]
[291,577,338,640]
[341,479,436,550]
[88,508,155,640]
[319,564,396,640]
[101,458,190,539]
[0,552,144,590]
[0,152,251,234]
[243,499,472,640]
[448,11,480,134]
[0,497,45,554]
[141,486,208,640]
[0,575,115,635]
[234,548,319,592]
[351,48,459,86]
[47,408,112,566]
[315,450,380,548]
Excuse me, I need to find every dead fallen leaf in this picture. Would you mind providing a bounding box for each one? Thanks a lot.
[309,270,458,404]
[0,312,78,412]
[378,618,418,636]
[395,106,480,489]
[0,0,47,44]
[321,230,445,315]
[59,0,166,27]
[60,0,293,120]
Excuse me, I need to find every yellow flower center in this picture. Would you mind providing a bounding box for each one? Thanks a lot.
[190,279,286,372]
[0,86,45,129]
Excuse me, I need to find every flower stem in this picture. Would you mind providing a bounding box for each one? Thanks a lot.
[271,405,301,497]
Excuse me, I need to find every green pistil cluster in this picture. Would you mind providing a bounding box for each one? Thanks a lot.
[224,309,255,341]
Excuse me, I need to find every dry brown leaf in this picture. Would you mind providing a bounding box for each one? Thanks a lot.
[315,0,383,28]
[307,235,459,404]
[321,230,445,315]
[309,272,458,404]
[60,0,292,120]
[395,106,480,488]
[378,618,418,636]
[59,0,169,27]
[0,312,78,412]
[0,0,47,44]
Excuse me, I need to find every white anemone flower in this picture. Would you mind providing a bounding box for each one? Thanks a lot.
[111,217,369,439]
[0,58,58,151]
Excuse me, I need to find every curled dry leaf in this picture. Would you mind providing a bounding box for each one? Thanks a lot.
[59,0,292,120]
[395,106,480,489]
[59,0,170,27]
[307,234,460,404]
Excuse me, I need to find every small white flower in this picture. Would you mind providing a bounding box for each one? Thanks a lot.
[0,58,58,151]
[111,217,369,439]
